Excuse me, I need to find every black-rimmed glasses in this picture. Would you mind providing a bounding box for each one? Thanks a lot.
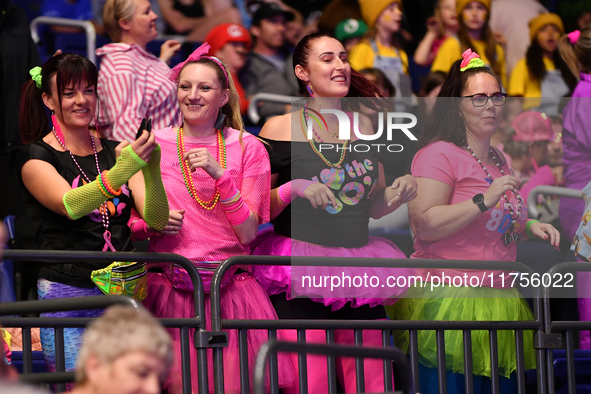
[461,93,507,107]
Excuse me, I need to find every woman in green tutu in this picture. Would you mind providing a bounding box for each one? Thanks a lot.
[385,49,561,394]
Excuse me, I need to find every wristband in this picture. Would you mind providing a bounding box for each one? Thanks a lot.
[217,171,251,226]
[525,220,540,240]
[278,182,292,204]
[292,179,315,198]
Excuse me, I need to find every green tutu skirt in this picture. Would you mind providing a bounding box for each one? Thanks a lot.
[385,285,536,378]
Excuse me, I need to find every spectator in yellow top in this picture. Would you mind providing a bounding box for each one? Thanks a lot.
[431,0,507,86]
[508,13,576,115]
[349,0,412,97]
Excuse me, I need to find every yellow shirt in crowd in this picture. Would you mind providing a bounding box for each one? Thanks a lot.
[508,57,556,97]
[349,39,409,74]
[431,37,507,87]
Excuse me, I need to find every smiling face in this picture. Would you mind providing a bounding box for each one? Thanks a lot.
[87,351,166,394]
[459,73,503,138]
[42,75,97,132]
[461,1,487,32]
[295,36,351,98]
[376,2,403,33]
[536,24,561,54]
[121,0,158,47]
[177,63,230,127]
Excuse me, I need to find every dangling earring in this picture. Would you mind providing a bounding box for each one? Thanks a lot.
[307,84,315,97]
[214,108,226,130]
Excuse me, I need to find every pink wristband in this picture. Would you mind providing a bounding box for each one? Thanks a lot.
[128,217,158,241]
[292,179,315,198]
[217,171,251,226]
[278,182,293,204]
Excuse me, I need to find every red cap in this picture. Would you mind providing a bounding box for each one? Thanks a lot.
[511,111,553,142]
[205,23,252,55]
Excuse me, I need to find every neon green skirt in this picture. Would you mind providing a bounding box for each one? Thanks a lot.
[385,285,536,378]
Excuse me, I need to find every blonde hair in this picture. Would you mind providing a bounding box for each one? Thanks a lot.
[558,27,591,76]
[75,306,172,384]
[178,58,245,140]
[103,0,136,42]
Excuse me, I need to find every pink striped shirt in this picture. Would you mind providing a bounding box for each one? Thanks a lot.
[96,43,181,142]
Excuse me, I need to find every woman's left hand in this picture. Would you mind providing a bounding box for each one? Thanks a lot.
[528,222,561,251]
[183,148,224,179]
[159,40,182,65]
[388,174,418,206]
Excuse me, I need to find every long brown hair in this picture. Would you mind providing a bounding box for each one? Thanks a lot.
[19,53,98,144]
[417,59,503,151]
[526,39,577,92]
[292,33,390,111]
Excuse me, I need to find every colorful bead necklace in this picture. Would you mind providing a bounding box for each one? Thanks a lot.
[52,122,114,251]
[300,107,348,168]
[177,127,227,210]
[466,144,524,225]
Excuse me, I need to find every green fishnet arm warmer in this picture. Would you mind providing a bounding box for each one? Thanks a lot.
[63,145,146,220]
[141,144,169,231]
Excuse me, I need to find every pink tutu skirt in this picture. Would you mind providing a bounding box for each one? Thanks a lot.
[250,228,416,310]
[143,272,296,393]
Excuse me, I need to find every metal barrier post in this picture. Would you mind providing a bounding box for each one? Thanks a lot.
[30,16,97,64]
[2,250,208,394]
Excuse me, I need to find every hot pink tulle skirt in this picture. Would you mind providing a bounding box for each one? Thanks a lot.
[250,229,416,310]
[143,272,296,393]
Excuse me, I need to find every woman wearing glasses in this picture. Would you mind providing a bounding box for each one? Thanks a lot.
[386,50,560,394]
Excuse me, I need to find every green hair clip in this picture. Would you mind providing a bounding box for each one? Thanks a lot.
[29,66,42,89]
[459,49,485,72]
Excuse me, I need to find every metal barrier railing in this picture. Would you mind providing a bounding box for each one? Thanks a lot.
[253,340,412,394]
[541,262,591,394]
[1,250,217,394]
[527,186,583,220]
[30,16,97,64]
[211,255,543,394]
[4,250,591,394]
[247,93,298,125]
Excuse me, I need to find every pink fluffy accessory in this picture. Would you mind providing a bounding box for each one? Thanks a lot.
[167,42,229,86]
[569,30,581,45]
[460,48,485,71]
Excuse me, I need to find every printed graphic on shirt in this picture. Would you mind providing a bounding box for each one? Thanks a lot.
[71,175,131,222]
[310,159,378,214]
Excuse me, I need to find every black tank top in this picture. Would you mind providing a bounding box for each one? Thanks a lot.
[261,136,380,248]
[18,139,134,287]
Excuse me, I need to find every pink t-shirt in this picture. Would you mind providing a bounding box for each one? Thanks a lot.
[148,126,270,263]
[411,141,529,287]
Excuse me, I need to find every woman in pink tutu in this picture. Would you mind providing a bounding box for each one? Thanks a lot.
[250,32,417,393]
[136,44,295,393]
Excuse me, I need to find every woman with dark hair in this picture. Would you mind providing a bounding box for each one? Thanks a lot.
[387,50,560,394]
[508,13,577,115]
[250,32,417,392]
[432,0,507,86]
[18,53,169,380]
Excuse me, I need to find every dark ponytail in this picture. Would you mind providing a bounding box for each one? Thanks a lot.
[18,53,98,144]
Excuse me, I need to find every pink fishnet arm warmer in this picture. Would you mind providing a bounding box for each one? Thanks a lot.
[216,171,251,226]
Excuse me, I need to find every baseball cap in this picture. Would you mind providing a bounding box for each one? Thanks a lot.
[205,23,252,55]
[511,111,553,142]
[335,19,368,42]
[251,3,294,27]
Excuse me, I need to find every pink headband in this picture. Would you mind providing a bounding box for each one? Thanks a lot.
[167,42,229,87]
[569,30,581,45]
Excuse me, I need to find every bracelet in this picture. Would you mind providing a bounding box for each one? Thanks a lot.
[96,174,115,198]
[100,170,122,196]
[525,220,540,240]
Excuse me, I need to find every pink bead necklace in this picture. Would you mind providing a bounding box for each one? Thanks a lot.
[466,144,524,225]
[51,115,115,251]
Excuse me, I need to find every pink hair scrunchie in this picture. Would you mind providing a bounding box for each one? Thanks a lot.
[569,30,581,45]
